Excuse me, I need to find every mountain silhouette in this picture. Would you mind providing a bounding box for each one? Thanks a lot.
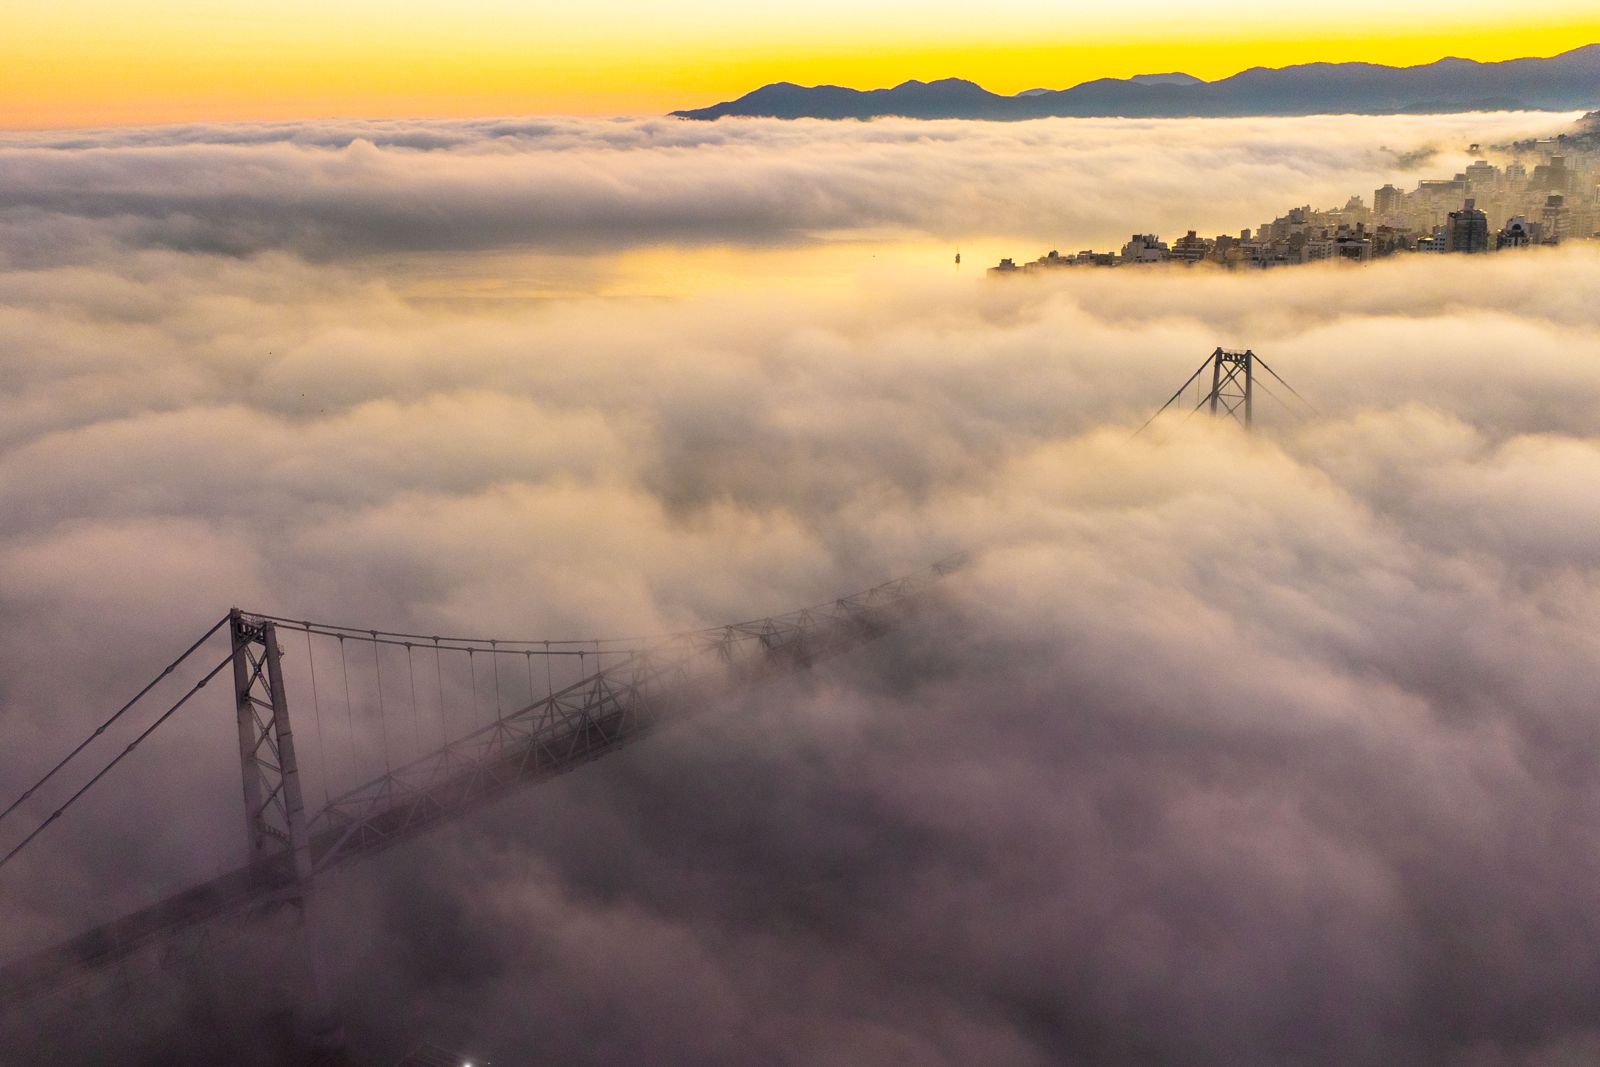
[672,46,1600,120]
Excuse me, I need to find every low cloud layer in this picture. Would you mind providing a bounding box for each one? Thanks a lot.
[3,114,1600,1065]
[0,111,1578,262]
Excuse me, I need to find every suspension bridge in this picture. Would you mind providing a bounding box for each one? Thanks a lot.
[0,346,1311,1058]
[0,557,964,1049]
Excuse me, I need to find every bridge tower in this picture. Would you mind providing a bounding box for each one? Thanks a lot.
[1205,348,1254,428]
[1135,346,1311,435]
[229,610,343,1054]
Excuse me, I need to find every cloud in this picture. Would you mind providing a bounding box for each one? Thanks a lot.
[2,113,1600,1065]
[0,111,1580,262]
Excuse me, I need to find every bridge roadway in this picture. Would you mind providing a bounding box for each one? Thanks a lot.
[0,560,958,1007]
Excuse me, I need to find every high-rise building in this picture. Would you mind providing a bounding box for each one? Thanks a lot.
[1418,179,1469,199]
[1445,199,1489,253]
[1170,230,1211,263]
[1531,155,1572,193]
[1540,194,1569,242]
[1496,216,1540,248]
[1464,160,1498,189]
[1120,234,1169,263]
[1334,223,1372,261]
[1373,184,1405,217]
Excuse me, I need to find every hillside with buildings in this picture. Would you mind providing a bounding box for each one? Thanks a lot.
[991,126,1598,274]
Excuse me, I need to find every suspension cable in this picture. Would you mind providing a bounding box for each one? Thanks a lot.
[1253,375,1310,421]
[1253,354,1319,414]
[258,616,642,650]
[1132,353,1216,438]
[247,570,946,651]
[243,623,600,658]
[0,652,232,873]
[0,614,229,829]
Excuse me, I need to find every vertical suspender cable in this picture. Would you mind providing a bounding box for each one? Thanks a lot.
[338,635,359,776]
[545,641,555,726]
[406,643,421,755]
[491,640,503,723]
[371,633,391,776]
[304,626,332,808]
[433,638,447,747]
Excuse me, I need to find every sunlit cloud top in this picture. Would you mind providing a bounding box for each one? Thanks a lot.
[3,0,1600,128]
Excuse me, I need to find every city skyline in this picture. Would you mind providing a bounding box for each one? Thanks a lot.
[991,121,1598,272]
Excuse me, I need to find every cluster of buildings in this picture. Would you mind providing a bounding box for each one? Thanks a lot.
[990,125,1600,274]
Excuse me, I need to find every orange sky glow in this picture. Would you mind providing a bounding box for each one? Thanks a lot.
[3,1,1599,130]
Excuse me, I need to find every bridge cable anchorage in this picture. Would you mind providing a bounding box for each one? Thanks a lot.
[0,614,230,829]
[0,652,233,873]
[304,626,332,809]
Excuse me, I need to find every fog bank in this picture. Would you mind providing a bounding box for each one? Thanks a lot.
[3,112,1600,1066]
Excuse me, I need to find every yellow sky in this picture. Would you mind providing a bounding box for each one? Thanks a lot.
[3,0,1599,129]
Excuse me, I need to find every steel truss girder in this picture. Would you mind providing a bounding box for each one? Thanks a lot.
[297,564,948,874]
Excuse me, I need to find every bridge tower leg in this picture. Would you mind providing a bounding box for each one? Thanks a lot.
[229,610,344,1057]
[1204,347,1254,428]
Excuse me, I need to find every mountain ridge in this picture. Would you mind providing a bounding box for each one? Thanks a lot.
[672,45,1600,120]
